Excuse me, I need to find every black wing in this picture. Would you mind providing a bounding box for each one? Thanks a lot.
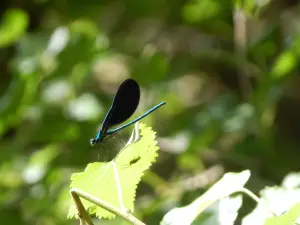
[102,79,140,131]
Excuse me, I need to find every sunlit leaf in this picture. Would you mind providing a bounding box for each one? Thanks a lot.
[160,170,250,225]
[242,178,300,225]
[264,203,300,225]
[199,195,243,225]
[68,123,159,219]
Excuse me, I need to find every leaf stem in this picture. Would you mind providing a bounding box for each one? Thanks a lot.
[70,188,146,225]
[238,187,277,217]
[70,190,94,225]
[239,187,260,203]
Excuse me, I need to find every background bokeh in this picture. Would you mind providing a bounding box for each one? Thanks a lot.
[1,0,300,224]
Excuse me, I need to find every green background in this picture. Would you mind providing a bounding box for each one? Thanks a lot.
[1,0,300,224]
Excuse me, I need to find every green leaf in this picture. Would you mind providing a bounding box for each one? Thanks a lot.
[183,0,222,23]
[68,123,159,219]
[199,195,243,225]
[271,51,297,78]
[0,9,29,47]
[69,19,99,39]
[242,181,300,225]
[160,170,250,225]
[0,71,39,135]
[264,203,300,225]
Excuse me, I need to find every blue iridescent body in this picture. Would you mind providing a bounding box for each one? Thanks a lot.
[90,79,166,146]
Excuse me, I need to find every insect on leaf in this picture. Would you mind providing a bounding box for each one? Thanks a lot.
[68,123,159,219]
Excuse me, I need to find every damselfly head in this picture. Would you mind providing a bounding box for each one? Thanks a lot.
[90,138,97,146]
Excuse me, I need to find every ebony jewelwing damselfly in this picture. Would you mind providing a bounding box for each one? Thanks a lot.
[90,79,166,146]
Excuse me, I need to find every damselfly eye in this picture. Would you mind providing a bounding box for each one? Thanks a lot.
[90,139,97,146]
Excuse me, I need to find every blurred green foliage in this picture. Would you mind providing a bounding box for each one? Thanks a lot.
[1,0,300,224]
